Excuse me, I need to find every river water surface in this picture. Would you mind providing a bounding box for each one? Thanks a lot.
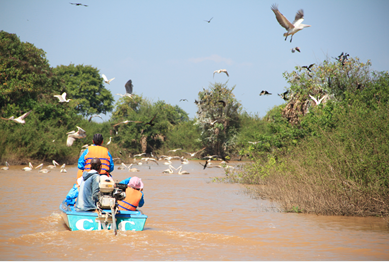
[0,160,388,260]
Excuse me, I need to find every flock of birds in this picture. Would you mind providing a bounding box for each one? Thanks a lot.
[1,3,327,173]
[112,148,235,175]
[1,160,67,173]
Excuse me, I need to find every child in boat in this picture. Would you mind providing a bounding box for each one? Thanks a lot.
[117,176,145,211]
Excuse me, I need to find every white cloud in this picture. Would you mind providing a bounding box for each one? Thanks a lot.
[188,54,234,65]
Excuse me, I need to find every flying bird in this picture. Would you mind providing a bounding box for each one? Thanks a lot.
[309,94,326,105]
[185,147,206,157]
[302,64,315,72]
[278,90,289,101]
[168,148,182,153]
[291,47,301,53]
[271,4,311,42]
[144,113,157,127]
[205,17,213,23]
[199,160,210,169]
[213,69,229,78]
[88,114,103,122]
[180,99,188,102]
[2,111,32,124]
[102,74,115,84]
[113,120,143,127]
[117,79,133,98]
[260,90,272,96]
[54,92,71,103]
[66,126,86,146]
[70,2,87,7]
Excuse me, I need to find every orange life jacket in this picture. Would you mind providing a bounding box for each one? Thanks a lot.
[117,187,142,211]
[84,146,111,175]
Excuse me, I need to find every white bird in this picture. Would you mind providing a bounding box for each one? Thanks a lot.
[47,160,60,169]
[1,161,9,170]
[5,111,32,124]
[35,163,43,169]
[271,4,311,43]
[54,92,72,103]
[133,153,146,158]
[22,162,33,171]
[102,74,115,84]
[106,137,112,145]
[181,157,189,165]
[177,165,190,175]
[39,166,51,173]
[213,69,229,78]
[185,147,206,157]
[162,165,175,174]
[128,164,140,172]
[60,164,67,173]
[66,126,86,146]
[168,148,182,153]
[141,157,159,165]
[248,141,262,144]
[309,94,326,105]
[117,163,128,170]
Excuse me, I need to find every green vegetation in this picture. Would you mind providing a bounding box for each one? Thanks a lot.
[222,56,389,222]
[1,31,388,223]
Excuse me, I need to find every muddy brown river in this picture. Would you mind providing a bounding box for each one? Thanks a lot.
[0,160,388,260]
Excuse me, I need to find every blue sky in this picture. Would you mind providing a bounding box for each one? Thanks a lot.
[1,0,388,122]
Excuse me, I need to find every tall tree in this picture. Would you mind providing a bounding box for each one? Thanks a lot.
[195,82,241,157]
[0,31,62,116]
[53,64,114,117]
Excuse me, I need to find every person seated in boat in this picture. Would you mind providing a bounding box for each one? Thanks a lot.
[75,158,111,212]
[117,176,145,211]
[76,133,114,184]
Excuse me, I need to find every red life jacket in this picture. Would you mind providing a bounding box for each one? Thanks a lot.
[84,146,111,175]
[117,187,142,211]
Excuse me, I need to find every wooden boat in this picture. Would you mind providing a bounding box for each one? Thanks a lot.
[59,201,147,232]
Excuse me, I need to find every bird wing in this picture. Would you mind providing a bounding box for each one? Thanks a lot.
[108,77,115,83]
[66,135,76,146]
[318,95,326,104]
[222,69,229,76]
[18,111,32,120]
[76,126,86,135]
[62,92,67,100]
[271,4,294,30]
[102,74,108,82]
[292,9,304,26]
[54,95,63,101]
[309,94,319,105]
[125,79,133,94]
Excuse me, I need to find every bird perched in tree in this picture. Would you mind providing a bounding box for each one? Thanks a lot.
[117,79,133,98]
[213,69,229,78]
[102,74,115,84]
[302,64,315,72]
[66,126,86,146]
[70,2,88,7]
[291,47,301,53]
[271,4,311,42]
[1,111,32,124]
[205,17,213,23]
[260,90,272,96]
[54,92,72,103]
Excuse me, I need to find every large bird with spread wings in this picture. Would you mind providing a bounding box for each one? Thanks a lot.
[66,126,86,146]
[117,79,134,98]
[271,4,311,43]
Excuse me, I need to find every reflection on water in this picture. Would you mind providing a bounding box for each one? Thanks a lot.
[0,161,388,260]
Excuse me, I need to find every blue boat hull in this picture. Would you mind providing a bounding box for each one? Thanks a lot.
[59,201,147,231]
